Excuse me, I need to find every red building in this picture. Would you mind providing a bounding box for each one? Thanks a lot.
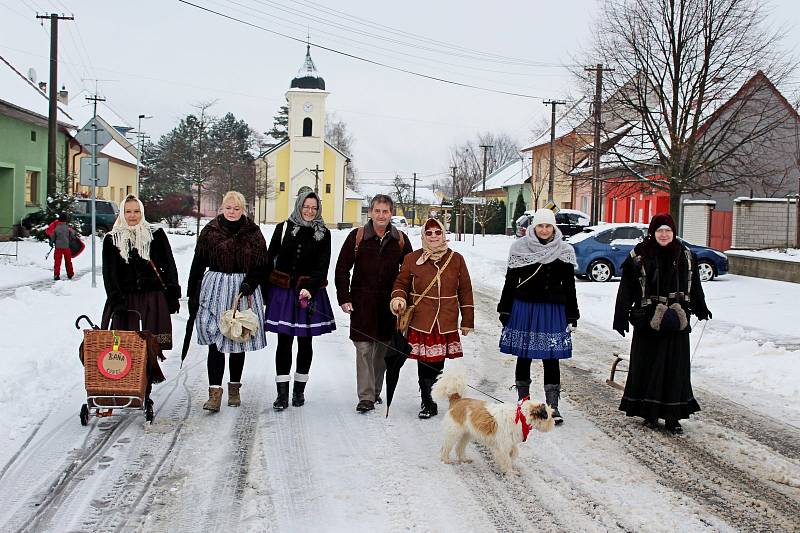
[603,175,669,224]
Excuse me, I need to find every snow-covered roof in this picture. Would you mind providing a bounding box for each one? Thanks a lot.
[0,54,75,127]
[345,187,361,200]
[100,139,138,166]
[471,160,527,192]
[522,97,587,151]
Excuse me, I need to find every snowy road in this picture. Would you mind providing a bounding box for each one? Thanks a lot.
[1,229,799,532]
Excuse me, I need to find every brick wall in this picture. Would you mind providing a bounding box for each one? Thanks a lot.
[731,198,797,249]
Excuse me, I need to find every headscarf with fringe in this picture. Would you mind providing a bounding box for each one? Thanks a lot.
[507,224,576,268]
[109,194,153,263]
[288,190,327,241]
[416,218,450,265]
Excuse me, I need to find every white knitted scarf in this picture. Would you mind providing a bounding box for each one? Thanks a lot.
[507,225,576,269]
[109,195,153,263]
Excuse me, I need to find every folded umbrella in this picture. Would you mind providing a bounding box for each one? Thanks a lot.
[384,323,412,418]
[180,312,196,368]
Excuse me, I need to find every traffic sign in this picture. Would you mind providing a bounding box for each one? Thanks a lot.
[461,196,486,205]
[75,120,113,154]
[79,157,110,187]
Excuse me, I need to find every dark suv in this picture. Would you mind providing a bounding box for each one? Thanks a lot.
[74,198,118,235]
[516,209,590,238]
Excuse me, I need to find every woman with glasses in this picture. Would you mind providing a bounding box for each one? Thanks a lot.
[264,190,336,410]
[390,218,474,419]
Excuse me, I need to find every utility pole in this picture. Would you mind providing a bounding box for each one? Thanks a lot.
[36,13,74,196]
[451,165,458,240]
[543,100,566,203]
[310,164,324,194]
[411,172,419,227]
[585,64,614,225]
[135,114,152,195]
[479,144,493,236]
[86,93,105,289]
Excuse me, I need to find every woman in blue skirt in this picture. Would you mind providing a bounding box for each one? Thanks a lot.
[498,208,579,425]
[264,190,336,410]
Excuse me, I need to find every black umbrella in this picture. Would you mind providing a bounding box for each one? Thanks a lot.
[384,323,412,417]
[180,312,196,368]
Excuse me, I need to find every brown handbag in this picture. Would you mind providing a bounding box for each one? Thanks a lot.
[397,251,454,333]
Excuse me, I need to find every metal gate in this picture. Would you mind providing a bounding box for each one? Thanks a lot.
[709,210,732,251]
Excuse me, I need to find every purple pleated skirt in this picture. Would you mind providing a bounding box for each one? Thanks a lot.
[264,285,336,337]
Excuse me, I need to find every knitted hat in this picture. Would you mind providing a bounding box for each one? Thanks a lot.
[530,208,557,227]
[648,213,676,235]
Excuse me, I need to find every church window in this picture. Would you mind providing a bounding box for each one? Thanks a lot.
[303,117,312,137]
[279,182,285,192]
[325,184,331,193]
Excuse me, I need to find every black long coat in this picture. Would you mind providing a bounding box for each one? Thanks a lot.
[497,259,579,323]
[613,242,711,421]
[266,220,331,296]
[334,221,412,342]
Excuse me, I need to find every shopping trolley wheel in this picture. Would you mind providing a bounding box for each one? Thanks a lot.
[79,404,89,426]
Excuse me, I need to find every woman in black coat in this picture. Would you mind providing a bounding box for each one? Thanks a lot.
[264,190,336,410]
[102,194,180,347]
[498,208,579,425]
[613,213,711,434]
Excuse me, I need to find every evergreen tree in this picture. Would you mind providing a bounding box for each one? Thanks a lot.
[267,104,289,143]
[208,112,256,202]
[512,189,527,234]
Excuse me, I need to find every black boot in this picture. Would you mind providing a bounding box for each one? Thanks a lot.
[273,380,289,410]
[144,398,154,422]
[544,384,563,425]
[515,379,531,401]
[418,379,438,419]
[292,381,307,407]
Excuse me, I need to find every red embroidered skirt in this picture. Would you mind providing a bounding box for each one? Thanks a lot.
[407,324,463,362]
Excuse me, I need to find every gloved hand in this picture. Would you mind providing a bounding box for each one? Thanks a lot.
[390,297,407,316]
[696,310,712,321]
[168,298,180,314]
[567,321,577,333]
[614,327,627,337]
[239,281,255,296]
[499,313,509,327]
[460,327,472,336]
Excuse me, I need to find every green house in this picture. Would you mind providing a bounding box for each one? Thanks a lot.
[0,55,75,237]
[472,160,531,234]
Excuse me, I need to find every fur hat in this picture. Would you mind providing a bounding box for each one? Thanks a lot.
[530,208,557,227]
[648,213,676,236]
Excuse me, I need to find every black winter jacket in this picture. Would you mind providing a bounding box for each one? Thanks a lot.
[497,259,579,323]
[102,228,180,311]
[266,220,331,296]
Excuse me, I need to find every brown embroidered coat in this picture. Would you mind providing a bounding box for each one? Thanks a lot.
[391,249,474,334]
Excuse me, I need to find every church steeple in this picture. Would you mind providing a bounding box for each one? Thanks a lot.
[290,45,326,90]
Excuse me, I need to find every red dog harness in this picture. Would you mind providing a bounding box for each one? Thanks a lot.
[515,398,532,442]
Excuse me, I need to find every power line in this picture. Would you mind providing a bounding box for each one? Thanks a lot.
[175,0,548,99]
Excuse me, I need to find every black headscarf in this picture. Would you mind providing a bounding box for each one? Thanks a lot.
[642,213,682,258]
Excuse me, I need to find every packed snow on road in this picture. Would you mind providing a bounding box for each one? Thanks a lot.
[0,227,798,532]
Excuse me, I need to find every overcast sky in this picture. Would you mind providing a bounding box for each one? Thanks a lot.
[2,0,799,191]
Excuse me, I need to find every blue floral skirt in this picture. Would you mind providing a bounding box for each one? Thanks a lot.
[499,300,572,360]
[264,285,336,337]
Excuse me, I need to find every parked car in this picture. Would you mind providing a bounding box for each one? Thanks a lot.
[567,223,728,282]
[515,209,590,238]
[391,215,408,228]
[73,198,118,235]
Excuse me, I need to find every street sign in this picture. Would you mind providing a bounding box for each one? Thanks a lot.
[79,157,109,187]
[461,196,486,205]
[75,120,112,154]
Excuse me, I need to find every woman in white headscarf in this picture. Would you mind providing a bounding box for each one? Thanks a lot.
[390,218,474,419]
[102,194,181,345]
[497,208,578,425]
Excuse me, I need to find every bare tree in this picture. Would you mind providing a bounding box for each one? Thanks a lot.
[591,0,796,225]
[390,175,412,216]
[326,113,359,189]
[191,100,217,235]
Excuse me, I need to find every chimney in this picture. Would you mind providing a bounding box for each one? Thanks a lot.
[38,81,47,92]
[57,85,68,105]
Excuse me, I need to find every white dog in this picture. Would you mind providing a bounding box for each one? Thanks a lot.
[431,368,555,475]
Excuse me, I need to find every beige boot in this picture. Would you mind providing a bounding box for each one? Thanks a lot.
[228,382,242,407]
[203,386,223,412]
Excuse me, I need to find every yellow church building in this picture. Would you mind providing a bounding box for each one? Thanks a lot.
[254,47,362,226]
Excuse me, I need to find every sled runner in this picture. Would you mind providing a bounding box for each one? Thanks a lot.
[606,352,628,390]
[75,312,164,425]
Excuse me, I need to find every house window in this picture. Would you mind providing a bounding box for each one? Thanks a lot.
[303,117,312,137]
[279,182,285,192]
[325,183,331,194]
[110,186,116,201]
[628,198,636,223]
[30,131,36,142]
[126,186,132,195]
[24,170,39,205]
[119,188,124,203]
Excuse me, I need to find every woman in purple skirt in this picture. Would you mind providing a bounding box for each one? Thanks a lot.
[264,190,336,410]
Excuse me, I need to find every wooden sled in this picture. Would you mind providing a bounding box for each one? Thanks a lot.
[606,352,629,390]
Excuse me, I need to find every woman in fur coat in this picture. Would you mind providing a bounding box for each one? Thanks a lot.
[497,208,578,425]
[102,194,180,347]
[188,191,268,412]
[613,213,711,434]
[263,190,336,410]
[390,218,474,419]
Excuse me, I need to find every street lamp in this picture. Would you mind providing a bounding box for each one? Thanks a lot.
[136,114,153,195]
